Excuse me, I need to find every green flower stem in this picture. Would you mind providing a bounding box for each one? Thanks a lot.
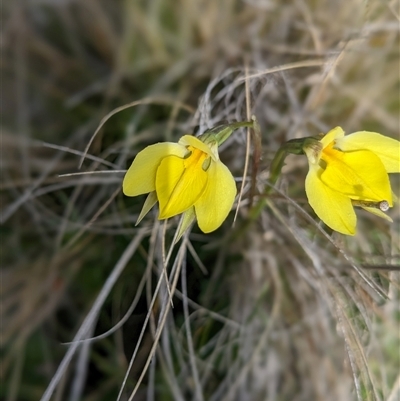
[248,138,308,221]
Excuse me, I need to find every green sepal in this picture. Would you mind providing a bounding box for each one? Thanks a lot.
[198,120,255,147]
[282,136,322,156]
[174,207,196,243]
[136,191,158,225]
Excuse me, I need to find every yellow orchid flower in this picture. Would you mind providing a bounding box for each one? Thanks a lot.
[303,127,400,235]
[123,134,237,234]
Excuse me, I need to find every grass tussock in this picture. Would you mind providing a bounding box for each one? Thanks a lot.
[2,0,400,400]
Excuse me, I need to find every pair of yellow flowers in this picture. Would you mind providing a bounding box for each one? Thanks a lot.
[123,127,399,236]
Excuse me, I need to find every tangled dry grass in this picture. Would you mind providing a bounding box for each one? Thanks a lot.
[3,0,400,400]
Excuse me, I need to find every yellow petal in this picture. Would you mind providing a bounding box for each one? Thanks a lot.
[156,155,208,219]
[321,147,392,204]
[194,161,237,233]
[123,143,187,196]
[336,131,400,173]
[305,165,356,235]
[320,126,345,149]
[178,135,217,160]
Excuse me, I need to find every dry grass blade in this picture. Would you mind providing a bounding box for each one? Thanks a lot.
[79,97,195,169]
[39,230,147,401]
[117,233,188,400]
[233,64,252,224]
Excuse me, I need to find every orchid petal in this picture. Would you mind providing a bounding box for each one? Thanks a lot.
[123,143,187,196]
[336,131,400,173]
[320,147,393,204]
[305,165,356,235]
[195,161,236,233]
[179,135,217,160]
[156,155,208,219]
[321,126,345,149]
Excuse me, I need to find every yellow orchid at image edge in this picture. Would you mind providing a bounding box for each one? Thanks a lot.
[303,127,400,235]
[122,134,237,234]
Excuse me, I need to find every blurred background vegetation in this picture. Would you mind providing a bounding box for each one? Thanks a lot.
[3,0,400,400]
